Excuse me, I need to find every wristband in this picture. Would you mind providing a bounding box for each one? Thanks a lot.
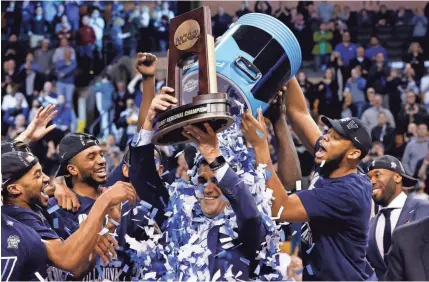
[209,155,226,171]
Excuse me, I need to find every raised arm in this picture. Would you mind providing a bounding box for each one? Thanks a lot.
[285,77,322,154]
[265,92,302,191]
[44,181,137,277]
[241,110,309,222]
[135,53,157,129]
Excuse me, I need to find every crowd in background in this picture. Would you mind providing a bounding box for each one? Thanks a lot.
[2,1,429,200]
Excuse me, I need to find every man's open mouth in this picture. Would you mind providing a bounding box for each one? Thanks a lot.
[315,144,327,158]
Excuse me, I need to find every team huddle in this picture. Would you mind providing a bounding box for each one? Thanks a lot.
[2,53,429,281]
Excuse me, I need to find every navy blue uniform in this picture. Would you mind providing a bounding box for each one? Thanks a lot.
[296,138,374,280]
[1,214,48,281]
[1,205,71,281]
[48,194,152,281]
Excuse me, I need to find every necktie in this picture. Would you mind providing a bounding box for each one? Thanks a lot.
[381,208,394,257]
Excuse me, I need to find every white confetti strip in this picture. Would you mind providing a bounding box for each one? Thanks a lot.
[212,269,221,282]
[296,180,302,191]
[34,272,45,282]
[320,160,326,167]
[98,228,109,236]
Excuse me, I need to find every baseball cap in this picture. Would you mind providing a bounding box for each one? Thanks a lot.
[1,140,31,155]
[321,116,372,157]
[55,133,100,177]
[2,151,39,188]
[368,155,418,187]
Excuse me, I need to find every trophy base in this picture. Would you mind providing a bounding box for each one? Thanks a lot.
[152,93,234,145]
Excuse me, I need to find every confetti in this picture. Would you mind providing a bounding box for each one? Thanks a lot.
[320,160,326,167]
[296,180,302,191]
[296,268,303,275]
[109,218,120,226]
[306,264,314,275]
[53,218,59,229]
[292,230,297,236]
[144,272,157,280]
[47,205,59,214]
[212,269,221,282]
[306,243,315,254]
[34,272,45,282]
[239,257,250,265]
[256,129,265,139]
[99,228,109,236]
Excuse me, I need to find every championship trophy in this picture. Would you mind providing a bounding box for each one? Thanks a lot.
[152,7,234,145]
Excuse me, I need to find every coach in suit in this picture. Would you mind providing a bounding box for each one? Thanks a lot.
[366,155,429,280]
[384,216,429,280]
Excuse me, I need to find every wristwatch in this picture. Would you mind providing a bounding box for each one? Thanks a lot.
[209,155,226,171]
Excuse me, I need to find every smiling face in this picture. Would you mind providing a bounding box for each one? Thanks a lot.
[67,146,107,187]
[368,168,401,207]
[7,163,51,207]
[197,165,228,218]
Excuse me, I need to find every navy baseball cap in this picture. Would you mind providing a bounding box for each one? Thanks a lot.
[369,155,418,187]
[2,152,39,188]
[55,133,100,177]
[321,116,372,157]
[1,140,31,155]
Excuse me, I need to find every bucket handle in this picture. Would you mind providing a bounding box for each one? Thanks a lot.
[234,56,261,81]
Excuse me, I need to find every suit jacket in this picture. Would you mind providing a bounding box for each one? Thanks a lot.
[366,196,429,280]
[385,216,429,281]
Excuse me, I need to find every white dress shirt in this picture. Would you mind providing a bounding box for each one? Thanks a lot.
[375,192,407,256]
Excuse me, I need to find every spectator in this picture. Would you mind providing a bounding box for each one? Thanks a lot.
[1,59,19,90]
[397,91,429,132]
[135,5,152,52]
[3,95,29,127]
[394,6,411,26]
[340,5,352,23]
[398,65,420,103]
[317,1,333,22]
[52,4,66,31]
[365,36,388,61]
[76,15,96,60]
[114,81,133,121]
[346,67,367,117]
[1,83,28,112]
[403,42,425,79]
[7,114,27,140]
[20,0,35,39]
[375,4,392,26]
[38,81,58,106]
[307,9,322,32]
[292,13,313,61]
[371,112,396,153]
[212,7,233,38]
[411,8,428,44]
[4,1,20,38]
[29,6,50,48]
[421,68,429,110]
[55,47,77,107]
[28,99,41,122]
[391,133,407,160]
[4,34,27,64]
[124,11,139,57]
[111,0,125,19]
[42,1,57,24]
[332,4,342,20]
[53,38,76,63]
[312,23,333,71]
[160,2,175,20]
[156,15,170,52]
[117,98,139,147]
[18,61,45,103]
[53,95,77,133]
[18,51,41,73]
[56,15,73,42]
[402,123,429,175]
[88,8,105,58]
[407,122,418,140]
[367,52,390,94]
[363,87,376,111]
[65,0,80,32]
[236,1,251,18]
[357,9,373,28]
[34,39,54,77]
[361,141,385,170]
[111,18,129,61]
[334,31,357,69]
[297,71,316,109]
[94,74,116,139]
[328,51,345,92]
[105,134,120,153]
[255,1,272,15]
[417,152,429,195]
[362,94,396,131]
[341,88,357,118]
[314,68,342,119]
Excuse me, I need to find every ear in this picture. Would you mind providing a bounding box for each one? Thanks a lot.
[122,164,129,178]
[7,184,23,197]
[394,173,402,184]
[67,164,78,176]
[347,148,362,160]
[158,164,164,175]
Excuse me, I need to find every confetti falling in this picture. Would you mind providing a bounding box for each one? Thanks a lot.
[256,129,265,139]
[34,272,45,282]
[320,160,326,167]
[47,205,60,214]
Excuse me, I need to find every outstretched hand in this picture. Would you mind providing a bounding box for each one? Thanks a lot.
[182,123,221,164]
[16,104,57,143]
[135,52,157,77]
[264,85,287,124]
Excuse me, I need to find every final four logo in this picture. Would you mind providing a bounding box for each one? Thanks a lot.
[7,235,20,249]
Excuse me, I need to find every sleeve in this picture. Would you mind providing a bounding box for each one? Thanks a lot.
[402,143,412,175]
[18,214,59,240]
[296,183,358,221]
[384,230,405,281]
[131,129,153,147]
[217,167,266,255]
[129,143,170,227]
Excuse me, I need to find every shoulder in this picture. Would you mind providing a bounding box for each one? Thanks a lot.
[393,216,429,241]
[409,197,429,212]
